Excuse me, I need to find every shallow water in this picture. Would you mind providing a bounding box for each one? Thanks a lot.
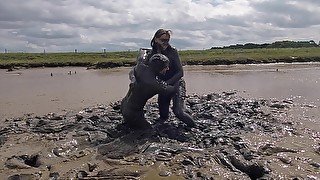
[1,63,320,120]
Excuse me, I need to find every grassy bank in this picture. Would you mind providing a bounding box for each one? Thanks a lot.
[1,47,320,69]
[180,47,320,65]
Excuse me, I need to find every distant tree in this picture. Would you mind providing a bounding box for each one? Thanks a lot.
[211,40,319,49]
[309,40,316,45]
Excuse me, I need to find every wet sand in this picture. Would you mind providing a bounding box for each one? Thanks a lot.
[1,63,320,119]
[0,67,131,119]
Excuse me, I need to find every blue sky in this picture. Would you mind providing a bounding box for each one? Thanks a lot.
[0,0,319,52]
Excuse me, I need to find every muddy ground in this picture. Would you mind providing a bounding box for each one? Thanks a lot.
[0,91,319,179]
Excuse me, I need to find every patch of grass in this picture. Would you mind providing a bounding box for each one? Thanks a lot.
[180,47,320,63]
[1,47,320,68]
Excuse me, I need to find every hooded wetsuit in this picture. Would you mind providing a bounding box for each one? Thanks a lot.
[148,46,195,127]
[121,56,176,130]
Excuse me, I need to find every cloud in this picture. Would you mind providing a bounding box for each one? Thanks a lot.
[251,0,320,28]
[0,0,319,52]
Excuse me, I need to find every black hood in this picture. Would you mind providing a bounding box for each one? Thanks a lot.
[148,54,169,74]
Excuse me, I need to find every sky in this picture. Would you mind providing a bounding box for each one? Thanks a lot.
[0,0,319,53]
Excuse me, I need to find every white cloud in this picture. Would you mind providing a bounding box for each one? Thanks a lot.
[0,0,319,52]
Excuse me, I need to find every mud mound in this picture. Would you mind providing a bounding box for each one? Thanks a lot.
[1,91,316,179]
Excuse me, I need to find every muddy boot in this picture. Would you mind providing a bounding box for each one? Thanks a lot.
[155,117,168,124]
[128,119,152,130]
[180,115,196,128]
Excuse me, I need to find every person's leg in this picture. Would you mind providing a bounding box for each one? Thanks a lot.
[128,113,151,130]
[158,93,171,120]
[122,105,151,130]
[172,79,195,127]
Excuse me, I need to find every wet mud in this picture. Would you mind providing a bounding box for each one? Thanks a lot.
[0,92,319,179]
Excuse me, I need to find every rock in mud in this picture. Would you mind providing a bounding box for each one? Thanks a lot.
[159,170,171,177]
[309,162,320,168]
[258,143,298,155]
[8,174,39,180]
[5,154,42,169]
[95,168,145,179]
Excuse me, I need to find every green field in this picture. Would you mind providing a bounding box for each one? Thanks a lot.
[1,47,320,69]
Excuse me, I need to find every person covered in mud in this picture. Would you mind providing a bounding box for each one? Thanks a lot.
[121,54,178,130]
[147,29,195,128]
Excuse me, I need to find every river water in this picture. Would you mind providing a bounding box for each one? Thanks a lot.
[1,63,320,121]
[1,63,320,178]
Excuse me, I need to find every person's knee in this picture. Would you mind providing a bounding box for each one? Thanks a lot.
[173,107,184,119]
[173,107,196,127]
[159,103,170,119]
[134,120,151,130]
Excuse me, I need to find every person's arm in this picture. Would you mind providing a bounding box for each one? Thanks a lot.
[129,67,136,83]
[166,49,183,85]
[153,78,178,95]
[137,48,152,65]
[145,50,155,65]
[141,66,178,95]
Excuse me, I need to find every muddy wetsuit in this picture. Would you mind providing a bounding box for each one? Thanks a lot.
[148,46,196,127]
[121,63,177,130]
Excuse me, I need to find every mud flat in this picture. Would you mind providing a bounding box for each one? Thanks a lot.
[0,91,319,179]
[2,62,320,119]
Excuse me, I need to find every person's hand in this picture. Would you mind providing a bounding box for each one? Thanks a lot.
[173,81,180,91]
[166,80,172,85]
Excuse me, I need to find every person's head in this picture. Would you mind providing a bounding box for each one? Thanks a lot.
[151,29,172,51]
[149,54,170,75]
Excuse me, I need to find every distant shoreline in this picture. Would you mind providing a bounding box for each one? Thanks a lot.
[1,47,320,69]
